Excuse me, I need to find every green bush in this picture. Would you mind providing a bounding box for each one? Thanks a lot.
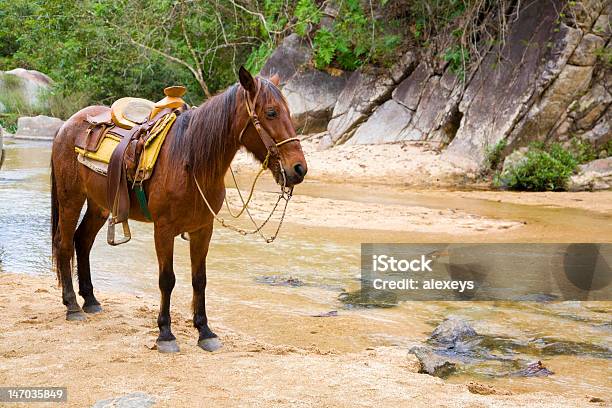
[306,0,404,70]
[0,113,19,133]
[605,140,612,157]
[497,143,578,191]
[42,88,90,120]
[443,45,470,81]
[569,138,597,164]
[244,41,275,74]
[484,139,507,170]
[294,0,320,37]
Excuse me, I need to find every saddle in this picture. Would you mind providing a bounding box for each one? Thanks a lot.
[75,86,188,246]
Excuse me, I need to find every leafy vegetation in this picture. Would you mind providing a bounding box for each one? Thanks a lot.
[569,138,598,164]
[0,0,506,120]
[484,139,508,170]
[496,143,578,191]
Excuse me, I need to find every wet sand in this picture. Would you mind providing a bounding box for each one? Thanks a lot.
[0,272,603,408]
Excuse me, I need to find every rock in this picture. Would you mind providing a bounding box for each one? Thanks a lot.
[92,392,156,408]
[338,288,398,308]
[15,115,64,140]
[566,0,605,30]
[580,109,611,145]
[311,310,338,317]
[283,69,348,133]
[398,71,458,142]
[315,132,334,150]
[573,71,611,131]
[592,14,611,40]
[390,51,417,84]
[348,100,413,144]
[327,53,416,144]
[327,68,395,143]
[259,34,312,84]
[445,1,582,166]
[568,157,612,191]
[409,345,457,378]
[0,68,53,110]
[508,64,593,148]
[255,275,304,287]
[466,382,512,395]
[511,360,553,377]
[392,63,432,111]
[429,317,478,348]
[569,33,606,66]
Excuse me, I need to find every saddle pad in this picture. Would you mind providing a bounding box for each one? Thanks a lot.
[75,112,177,180]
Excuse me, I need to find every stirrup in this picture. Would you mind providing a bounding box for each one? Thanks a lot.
[107,218,131,246]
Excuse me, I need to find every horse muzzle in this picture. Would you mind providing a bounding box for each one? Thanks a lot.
[274,161,308,187]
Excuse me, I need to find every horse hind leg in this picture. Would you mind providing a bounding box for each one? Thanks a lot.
[75,199,108,313]
[53,194,87,321]
[51,154,87,321]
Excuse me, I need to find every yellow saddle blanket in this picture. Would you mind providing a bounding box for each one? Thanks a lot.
[75,112,177,180]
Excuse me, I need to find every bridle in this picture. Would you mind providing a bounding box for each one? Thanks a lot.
[238,79,301,159]
[194,78,300,243]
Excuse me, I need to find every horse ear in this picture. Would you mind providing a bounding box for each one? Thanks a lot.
[269,74,280,86]
[238,66,256,94]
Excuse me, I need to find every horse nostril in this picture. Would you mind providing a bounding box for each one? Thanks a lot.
[293,163,306,178]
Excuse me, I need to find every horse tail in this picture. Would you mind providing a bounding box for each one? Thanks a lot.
[50,150,61,284]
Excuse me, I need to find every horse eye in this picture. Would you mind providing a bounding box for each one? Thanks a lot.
[266,108,278,119]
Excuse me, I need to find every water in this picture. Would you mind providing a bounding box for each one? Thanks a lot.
[0,138,610,398]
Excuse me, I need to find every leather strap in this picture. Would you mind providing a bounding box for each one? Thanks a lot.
[238,80,299,164]
[106,108,173,224]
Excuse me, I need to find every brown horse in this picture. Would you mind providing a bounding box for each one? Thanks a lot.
[51,67,307,353]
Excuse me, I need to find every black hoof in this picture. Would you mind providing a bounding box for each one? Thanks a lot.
[198,336,222,352]
[83,303,103,314]
[156,340,180,353]
[66,310,87,321]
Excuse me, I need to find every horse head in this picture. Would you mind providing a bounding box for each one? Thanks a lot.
[236,66,307,188]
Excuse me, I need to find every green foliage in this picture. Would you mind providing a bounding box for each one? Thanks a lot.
[408,0,469,44]
[594,46,612,67]
[485,139,507,170]
[0,114,19,133]
[294,0,320,37]
[0,76,30,115]
[0,0,272,109]
[0,0,497,116]
[310,0,403,70]
[443,45,470,80]
[313,29,337,69]
[604,140,612,157]
[570,138,597,164]
[497,143,578,191]
[245,41,275,74]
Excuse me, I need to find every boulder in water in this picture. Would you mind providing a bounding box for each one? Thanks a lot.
[15,115,64,140]
[409,345,457,378]
[429,316,478,348]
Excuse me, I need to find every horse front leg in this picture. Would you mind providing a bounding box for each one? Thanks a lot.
[153,224,179,353]
[189,225,222,352]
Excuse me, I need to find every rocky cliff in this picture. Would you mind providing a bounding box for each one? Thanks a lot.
[261,0,610,183]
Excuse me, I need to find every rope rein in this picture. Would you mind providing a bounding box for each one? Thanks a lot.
[193,79,300,243]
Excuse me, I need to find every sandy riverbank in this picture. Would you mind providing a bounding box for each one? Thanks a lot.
[232,139,479,187]
[0,272,602,407]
